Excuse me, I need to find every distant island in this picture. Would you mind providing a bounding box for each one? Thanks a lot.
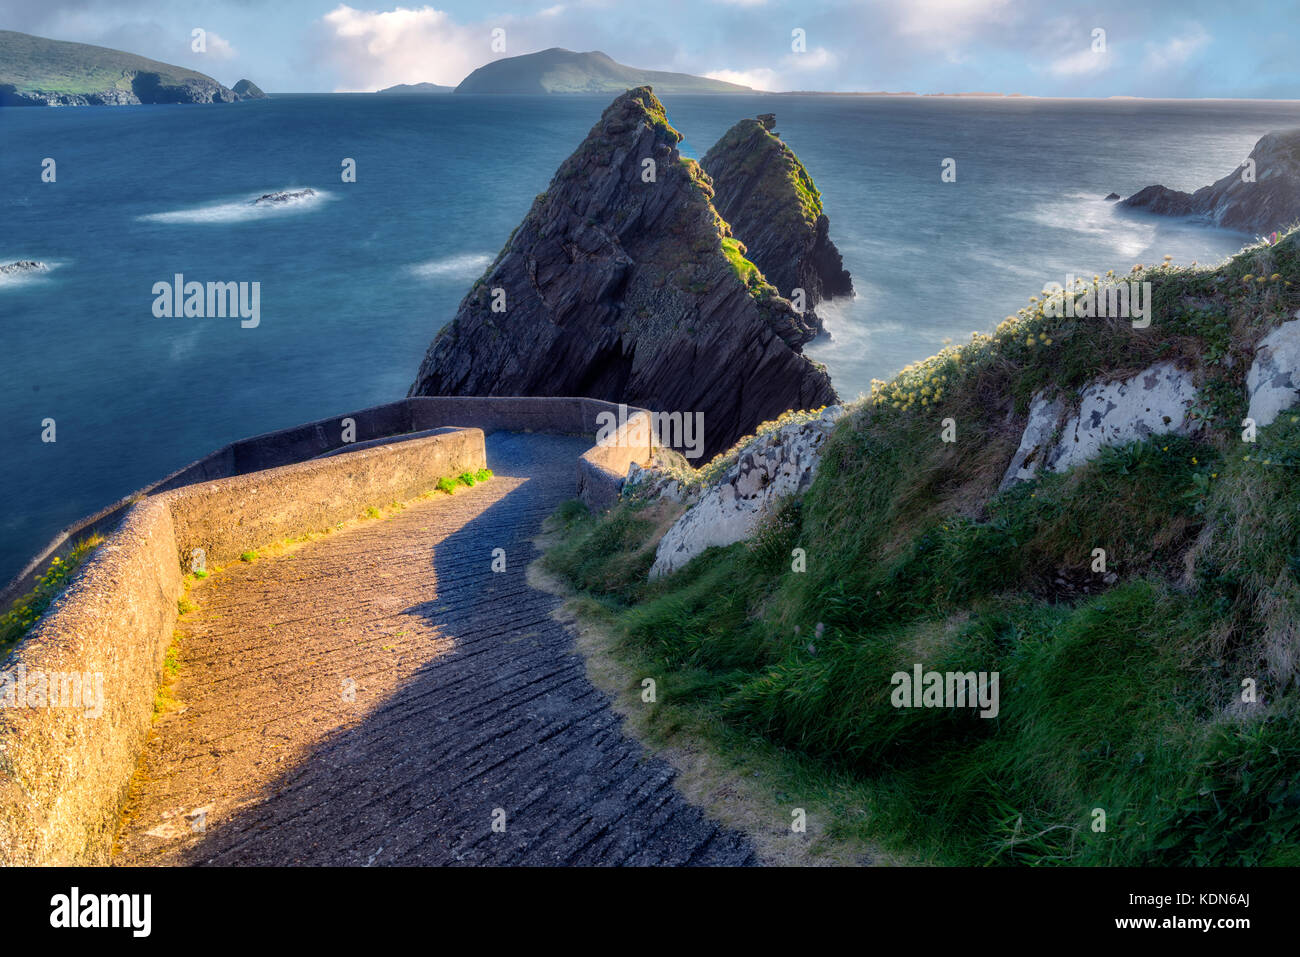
[452,48,752,95]
[0,30,265,106]
[378,82,455,94]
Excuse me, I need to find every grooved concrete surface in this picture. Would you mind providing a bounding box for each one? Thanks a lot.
[112,432,758,866]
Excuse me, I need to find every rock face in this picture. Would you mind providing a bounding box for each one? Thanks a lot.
[702,115,852,331]
[1247,317,1300,428]
[232,79,267,99]
[1121,129,1300,234]
[254,188,315,205]
[650,406,844,578]
[409,87,838,460]
[0,260,46,275]
[1000,361,1200,489]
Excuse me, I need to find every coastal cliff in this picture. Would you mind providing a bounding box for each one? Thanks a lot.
[0,30,253,106]
[702,114,853,328]
[1121,128,1300,234]
[409,87,837,459]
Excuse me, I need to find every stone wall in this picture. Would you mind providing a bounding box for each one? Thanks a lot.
[0,427,482,864]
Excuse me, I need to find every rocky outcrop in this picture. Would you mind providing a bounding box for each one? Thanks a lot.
[701,114,852,331]
[232,79,267,99]
[409,87,837,460]
[0,260,46,275]
[1246,317,1300,428]
[1000,361,1200,489]
[649,406,844,578]
[1120,129,1300,234]
[254,189,315,205]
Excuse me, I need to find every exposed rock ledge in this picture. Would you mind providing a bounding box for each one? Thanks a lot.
[649,407,844,578]
[1000,362,1201,489]
[1120,129,1300,235]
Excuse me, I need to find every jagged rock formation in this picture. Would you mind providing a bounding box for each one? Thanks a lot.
[1121,129,1300,234]
[649,406,845,578]
[409,87,838,459]
[701,114,853,331]
[232,79,267,99]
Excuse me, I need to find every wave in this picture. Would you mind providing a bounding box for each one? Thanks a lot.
[139,188,333,225]
[407,253,493,281]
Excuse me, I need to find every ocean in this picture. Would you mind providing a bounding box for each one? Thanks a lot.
[2,92,1298,583]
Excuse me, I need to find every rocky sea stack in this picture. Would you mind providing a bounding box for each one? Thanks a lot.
[702,113,853,329]
[409,87,837,458]
[232,79,267,99]
[1121,128,1300,234]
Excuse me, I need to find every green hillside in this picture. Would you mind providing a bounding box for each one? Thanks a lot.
[544,229,1300,866]
[455,48,752,95]
[0,30,235,103]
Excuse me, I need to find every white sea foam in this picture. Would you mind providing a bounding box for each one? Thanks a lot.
[139,188,332,224]
[407,253,493,280]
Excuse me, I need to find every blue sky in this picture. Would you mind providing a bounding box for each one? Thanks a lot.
[5,0,1299,97]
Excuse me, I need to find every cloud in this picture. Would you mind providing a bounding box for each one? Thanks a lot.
[895,0,1013,43]
[705,67,778,90]
[200,30,237,60]
[1048,46,1110,77]
[318,4,485,91]
[1143,25,1210,72]
[707,47,835,92]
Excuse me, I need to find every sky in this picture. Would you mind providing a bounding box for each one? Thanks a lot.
[3,0,1298,98]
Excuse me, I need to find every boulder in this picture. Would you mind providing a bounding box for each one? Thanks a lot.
[1000,361,1200,488]
[650,406,844,578]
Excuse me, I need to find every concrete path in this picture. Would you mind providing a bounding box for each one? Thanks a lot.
[112,432,757,866]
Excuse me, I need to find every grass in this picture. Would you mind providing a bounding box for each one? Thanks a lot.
[0,535,104,661]
[541,228,1300,866]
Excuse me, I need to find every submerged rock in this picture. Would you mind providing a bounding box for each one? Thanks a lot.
[0,260,46,274]
[254,188,315,204]
[409,87,837,459]
[1000,361,1201,489]
[650,406,844,578]
[1121,129,1300,234]
[1104,192,1121,201]
[701,115,852,331]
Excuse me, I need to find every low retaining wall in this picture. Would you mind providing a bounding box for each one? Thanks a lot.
[0,427,484,865]
[0,396,654,865]
[1,397,652,616]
